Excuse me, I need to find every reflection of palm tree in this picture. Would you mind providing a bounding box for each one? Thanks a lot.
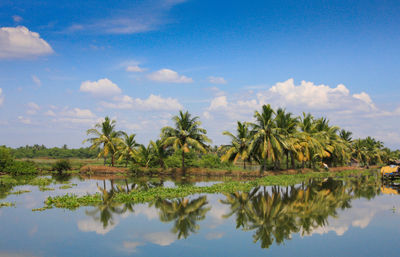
[219,188,258,228]
[85,180,125,228]
[220,176,381,249]
[153,196,211,239]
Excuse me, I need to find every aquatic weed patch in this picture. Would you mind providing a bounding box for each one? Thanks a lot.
[0,202,15,208]
[43,169,377,210]
[10,190,31,195]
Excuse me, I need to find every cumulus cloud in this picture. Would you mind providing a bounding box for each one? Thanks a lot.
[208,96,228,110]
[51,107,98,125]
[26,102,40,115]
[32,75,41,87]
[126,65,146,72]
[0,88,4,106]
[101,94,183,111]
[147,69,193,83]
[80,78,122,97]
[0,26,53,59]
[208,76,227,84]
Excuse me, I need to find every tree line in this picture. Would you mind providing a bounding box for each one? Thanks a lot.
[84,104,400,172]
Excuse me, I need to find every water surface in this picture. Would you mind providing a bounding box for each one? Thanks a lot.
[1,174,399,256]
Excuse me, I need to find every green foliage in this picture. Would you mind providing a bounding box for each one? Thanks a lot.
[8,144,99,159]
[52,159,72,173]
[3,161,38,175]
[0,146,14,170]
[0,202,15,208]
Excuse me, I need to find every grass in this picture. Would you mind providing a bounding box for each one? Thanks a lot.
[43,169,378,210]
[18,158,104,171]
[39,186,55,192]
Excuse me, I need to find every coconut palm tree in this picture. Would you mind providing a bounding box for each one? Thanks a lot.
[134,144,154,168]
[83,116,123,166]
[275,108,299,169]
[117,133,140,167]
[220,121,251,169]
[249,104,285,172]
[149,139,170,169]
[161,111,211,170]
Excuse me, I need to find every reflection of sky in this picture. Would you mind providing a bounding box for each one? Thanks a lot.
[2,179,400,256]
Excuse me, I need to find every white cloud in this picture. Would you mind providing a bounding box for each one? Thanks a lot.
[44,110,56,117]
[18,116,31,124]
[0,88,4,106]
[80,78,122,97]
[144,232,176,246]
[51,107,98,125]
[26,102,40,115]
[126,65,146,72]
[32,75,41,87]
[353,92,376,109]
[12,15,23,23]
[147,69,193,83]
[208,96,228,110]
[0,26,53,59]
[208,76,227,84]
[101,94,183,111]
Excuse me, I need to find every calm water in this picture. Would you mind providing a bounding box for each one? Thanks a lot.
[1,174,400,257]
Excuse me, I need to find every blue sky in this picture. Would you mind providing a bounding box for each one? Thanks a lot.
[0,0,400,148]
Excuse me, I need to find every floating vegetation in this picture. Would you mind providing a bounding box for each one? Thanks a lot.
[43,169,378,210]
[10,190,31,195]
[32,207,52,212]
[59,185,73,189]
[0,202,15,208]
[30,177,54,187]
[39,186,55,192]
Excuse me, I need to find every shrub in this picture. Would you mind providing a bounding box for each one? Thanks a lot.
[3,161,38,175]
[52,159,72,173]
[0,146,14,171]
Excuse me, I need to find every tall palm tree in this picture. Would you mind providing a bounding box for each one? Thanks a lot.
[220,121,251,169]
[275,108,299,169]
[117,133,140,167]
[83,116,123,166]
[249,104,284,172]
[161,111,211,170]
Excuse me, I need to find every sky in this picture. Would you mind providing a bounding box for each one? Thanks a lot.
[0,0,400,149]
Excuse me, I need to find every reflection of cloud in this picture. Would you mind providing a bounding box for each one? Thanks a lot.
[77,218,117,235]
[207,201,230,228]
[134,205,158,220]
[205,232,224,240]
[123,241,144,253]
[304,199,393,237]
[144,232,176,246]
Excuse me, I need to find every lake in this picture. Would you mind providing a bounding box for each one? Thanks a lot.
[1,174,399,256]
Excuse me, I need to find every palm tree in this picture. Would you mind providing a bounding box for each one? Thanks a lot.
[249,104,284,172]
[117,133,140,167]
[83,116,123,166]
[220,121,251,169]
[275,108,299,169]
[134,144,153,168]
[161,111,211,170]
[149,139,170,169]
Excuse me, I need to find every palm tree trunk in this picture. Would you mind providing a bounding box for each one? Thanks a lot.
[182,151,185,172]
[243,160,246,170]
[111,155,115,167]
[286,151,289,170]
[290,152,295,169]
